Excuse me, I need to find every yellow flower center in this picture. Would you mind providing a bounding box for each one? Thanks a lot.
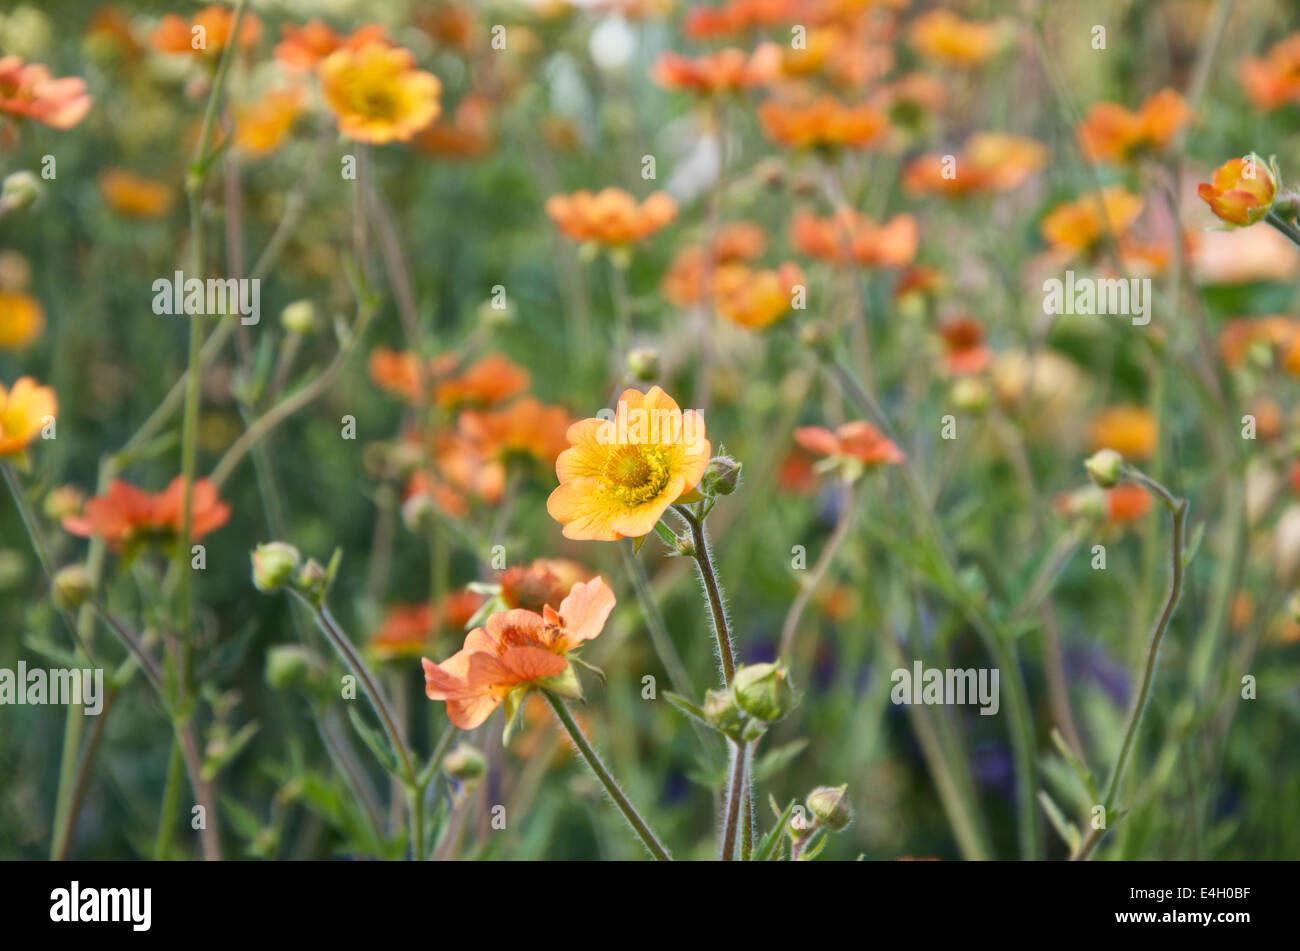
[601,445,671,507]
[352,80,400,121]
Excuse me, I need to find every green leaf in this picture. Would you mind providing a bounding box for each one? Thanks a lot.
[799,829,829,861]
[755,799,797,861]
[569,654,607,688]
[1037,789,1081,853]
[663,691,713,731]
[346,704,401,778]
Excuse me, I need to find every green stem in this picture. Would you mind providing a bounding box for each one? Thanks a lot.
[154,737,185,859]
[543,690,672,860]
[679,508,736,686]
[720,739,745,860]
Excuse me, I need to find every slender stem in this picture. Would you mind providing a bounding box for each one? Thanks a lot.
[1266,212,1300,248]
[154,737,185,859]
[680,508,737,685]
[408,785,425,861]
[720,739,745,860]
[53,688,117,861]
[741,743,755,861]
[543,690,672,860]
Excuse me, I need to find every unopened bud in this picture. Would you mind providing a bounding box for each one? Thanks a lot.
[1084,449,1125,489]
[701,455,742,496]
[280,299,316,335]
[1,171,42,212]
[703,687,747,739]
[733,661,799,722]
[265,644,314,689]
[52,563,91,610]
[806,783,853,831]
[443,743,488,784]
[626,346,660,382]
[252,542,301,593]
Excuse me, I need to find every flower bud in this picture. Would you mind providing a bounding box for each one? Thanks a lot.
[701,455,742,496]
[703,687,748,739]
[401,491,437,533]
[294,558,329,604]
[265,644,314,689]
[1,171,42,212]
[280,299,316,335]
[806,783,853,831]
[52,563,91,610]
[443,743,488,785]
[626,346,660,382]
[950,376,989,413]
[1084,449,1125,489]
[733,661,799,722]
[1060,484,1107,525]
[252,542,301,593]
[43,485,84,521]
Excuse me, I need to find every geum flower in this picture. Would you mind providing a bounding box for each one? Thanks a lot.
[714,261,805,330]
[0,376,56,457]
[758,95,886,149]
[1197,156,1278,227]
[545,188,677,245]
[274,20,389,70]
[903,132,1045,197]
[0,57,92,130]
[1238,34,1300,111]
[791,209,918,268]
[423,577,616,729]
[150,4,263,57]
[794,421,904,481]
[651,44,780,95]
[63,476,230,553]
[547,386,710,540]
[1076,88,1191,163]
[1040,184,1144,257]
[907,9,1001,68]
[0,292,44,350]
[319,42,441,144]
[458,397,572,468]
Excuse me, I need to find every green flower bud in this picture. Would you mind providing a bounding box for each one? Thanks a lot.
[1,171,42,212]
[733,661,799,722]
[52,563,92,610]
[626,346,660,382]
[1084,449,1125,489]
[294,558,328,604]
[252,542,301,593]
[703,687,748,739]
[701,455,742,497]
[280,299,316,335]
[806,783,853,832]
[443,744,488,784]
[265,644,314,690]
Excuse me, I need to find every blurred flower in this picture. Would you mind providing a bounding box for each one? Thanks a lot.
[435,352,530,409]
[714,261,805,329]
[907,10,1000,67]
[758,95,886,149]
[1077,88,1191,163]
[903,132,1045,196]
[545,187,677,245]
[1197,156,1276,227]
[1106,483,1151,525]
[405,432,507,518]
[1089,405,1157,460]
[0,291,43,349]
[547,386,710,540]
[150,5,262,57]
[274,21,388,70]
[661,221,767,306]
[795,421,904,471]
[368,346,424,401]
[423,577,615,729]
[0,376,55,457]
[370,603,437,660]
[1040,185,1144,256]
[233,87,303,157]
[0,56,92,129]
[458,396,573,466]
[84,7,144,63]
[683,0,789,40]
[319,42,441,145]
[98,168,175,218]
[1238,34,1300,111]
[63,476,230,551]
[412,94,494,159]
[937,316,993,376]
[651,44,780,94]
[1217,316,1300,369]
[791,209,917,268]
[500,559,594,613]
[1193,225,1299,285]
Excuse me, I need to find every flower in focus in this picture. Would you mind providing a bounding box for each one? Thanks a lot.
[794,421,905,475]
[651,44,779,94]
[319,42,441,144]
[0,291,43,349]
[150,5,262,57]
[903,133,1045,197]
[790,209,918,268]
[98,168,175,218]
[714,261,805,329]
[545,188,677,245]
[0,376,55,457]
[1197,156,1277,227]
[63,476,230,552]
[0,56,92,129]
[1040,185,1144,256]
[758,95,886,149]
[1077,88,1191,163]
[1089,405,1157,460]
[423,577,615,729]
[233,87,303,156]
[937,317,993,376]
[908,10,1000,68]
[1238,34,1300,111]
[547,386,710,540]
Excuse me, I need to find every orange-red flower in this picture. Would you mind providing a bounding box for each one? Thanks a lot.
[790,209,918,268]
[63,476,230,552]
[661,222,767,306]
[1105,484,1151,525]
[370,589,488,659]
[458,397,573,466]
[0,292,44,350]
[651,44,780,94]
[150,5,262,57]
[937,317,993,376]
[547,386,710,541]
[714,262,805,329]
[794,421,904,469]
[98,169,175,218]
[499,559,595,614]
[274,21,388,70]
[1088,405,1157,460]
[1040,185,1144,256]
[1077,88,1191,163]
[1217,316,1300,369]
[233,87,303,156]
[1197,157,1277,227]
[319,42,441,144]
[908,10,1000,68]
[0,376,56,457]
[758,95,886,149]
[1238,34,1300,111]
[434,352,530,409]
[423,577,615,729]
[0,57,92,129]
[545,188,677,245]
[405,431,507,518]
[903,133,1045,197]
[412,95,494,159]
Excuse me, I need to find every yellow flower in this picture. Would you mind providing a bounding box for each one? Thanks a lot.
[1089,405,1157,460]
[98,169,174,218]
[234,87,303,156]
[0,376,56,457]
[0,292,43,349]
[1040,185,1144,255]
[319,42,441,145]
[547,386,710,541]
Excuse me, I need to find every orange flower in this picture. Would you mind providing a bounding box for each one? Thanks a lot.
[0,57,92,129]
[274,21,388,70]
[903,132,1045,197]
[412,95,494,159]
[405,431,507,518]
[651,44,780,94]
[661,222,767,306]
[234,88,302,156]
[937,317,993,376]
[371,604,437,659]
[758,95,886,149]
[547,386,710,541]
[1040,185,1144,256]
[545,188,677,245]
[99,169,174,218]
[908,10,1000,68]
[1077,88,1191,163]
[1089,405,1157,460]
[794,421,904,469]
[0,376,56,457]
[368,346,424,401]
[458,397,573,466]
[1238,34,1300,111]
[423,577,615,729]
[0,292,44,349]
[1197,157,1277,227]
[790,209,918,268]
[434,352,531,409]
[1217,316,1300,369]
[684,0,789,40]
[63,476,230,552]
[500,559,594,614]
[1105,484,1151,525]
[319,42,441,144]
[151,5,262,57]
[714,262,805,329]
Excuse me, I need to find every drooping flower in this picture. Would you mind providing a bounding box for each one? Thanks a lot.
[0,56,92,129]
[98,169,174,218]
[0,376,56,457]
[62,476,230,552]
[651,44,780,94]
[1076,88,1191,163]
[545,188,677,245]
[908,10,1001,68]
[318,42,441,144]
[758,95,886,149]
[1197,156,1277,227]
[150,4,263,58]
[903,132,1045,197]
[0,292,43,349]
[790,209,918,268]
[547,386,710,541]
[794,421,904,470]
[1089,405,1157,460]
[423,577,616,729]
[1040,185,1144,256]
